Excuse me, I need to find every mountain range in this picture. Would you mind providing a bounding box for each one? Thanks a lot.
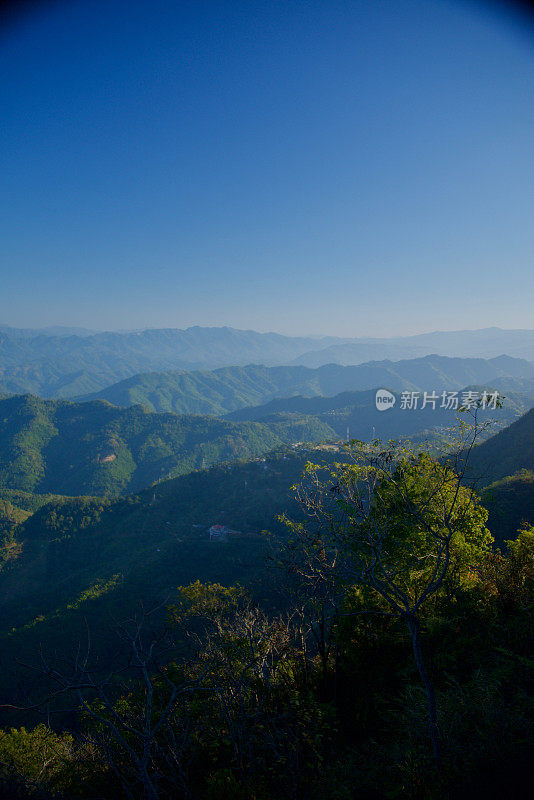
[79,355,534,416]
[3,325,534,398]
[226,386,530,442]
[2,397,534,702]
[0,381,529,503]
[1,380,534,711]
[292,328,534,367]
[2,324,534,634]
[0,326,345,397]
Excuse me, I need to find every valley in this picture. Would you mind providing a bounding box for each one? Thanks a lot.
[1,326,534,798]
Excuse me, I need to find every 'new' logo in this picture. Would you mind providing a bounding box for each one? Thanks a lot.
[375,389,396,412]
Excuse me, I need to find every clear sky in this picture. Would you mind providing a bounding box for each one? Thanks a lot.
[1,0,533,336]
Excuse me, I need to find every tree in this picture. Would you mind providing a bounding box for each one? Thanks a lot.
[0,724,76,798]
[5,605,201,800]
[283,415,494,764]
[8,585,329,799]
[169,581,329,798]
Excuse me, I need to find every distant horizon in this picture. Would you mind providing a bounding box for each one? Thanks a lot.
[3,321,534,340]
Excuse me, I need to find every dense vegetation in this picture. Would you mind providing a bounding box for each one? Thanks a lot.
[0,433,533,798]
[0,386,526,502]
[80,355,534,415]
[0,395,334,496]
[1,334,534,797]
[0,449,322,710]
[482,470,534,545]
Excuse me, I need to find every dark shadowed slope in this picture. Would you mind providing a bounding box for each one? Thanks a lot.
[482,471,534,547]
[467,407,534,487]
[0,450,322,703]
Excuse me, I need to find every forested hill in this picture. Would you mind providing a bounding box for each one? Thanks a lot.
[0,395,334,497]
[0,450,321,703]
[457,407,534,542]
[467,406,534,485]
[79,355,534,416]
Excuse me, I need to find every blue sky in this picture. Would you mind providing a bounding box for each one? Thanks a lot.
[1,0,533,336]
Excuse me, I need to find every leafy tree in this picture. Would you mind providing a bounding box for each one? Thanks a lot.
[283,418,493,764]
[0,724,76,797]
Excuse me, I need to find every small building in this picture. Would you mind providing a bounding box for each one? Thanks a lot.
[209,524,244,542]
[209,524,229,542]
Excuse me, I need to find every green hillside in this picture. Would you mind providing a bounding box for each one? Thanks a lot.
[0,449,323,706]
[0,437,533,798]
[79,355,534,415]
[0,427,527,684]
[0,394,334,497]
[460,408,534,544]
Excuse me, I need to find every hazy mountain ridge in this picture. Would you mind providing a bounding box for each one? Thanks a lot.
[227,386,531,443]
[0,326,349,398]
[293,328,534,366]
[79,354,534,416]
[2,325,534,398]
[0,325,97,339]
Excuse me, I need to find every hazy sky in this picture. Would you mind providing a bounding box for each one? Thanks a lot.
[1,0,533,336]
